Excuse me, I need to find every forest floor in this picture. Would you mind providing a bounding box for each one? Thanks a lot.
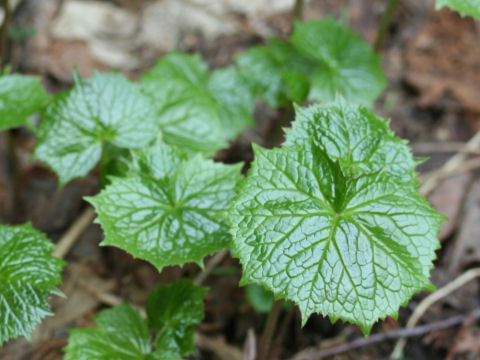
[1,0,480,359]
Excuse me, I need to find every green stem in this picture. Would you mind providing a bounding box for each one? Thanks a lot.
[0,0,10,69]
[374,0,400,52]
[257,299,284,360]
[292,0,303,23]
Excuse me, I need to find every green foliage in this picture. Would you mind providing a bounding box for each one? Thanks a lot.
[0,224,64,345]
[227,102,444,335]
[0,73,49,130]
[64,280,206,359]
[141,53,254,155]
[147,279,207,355]
[284,103,417,182]
[245,284,275,313]
[34,71,160,186]
[236,19,386,107]
[290,19,386,106]
[86,142,243,271]
[436,0,480,19]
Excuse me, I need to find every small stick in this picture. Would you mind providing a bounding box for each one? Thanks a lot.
[420,130,480,196]
[390,267,480,359]
[194,249,229,285]
[257,299,284,360]
[412,142,480,155]
[419,156,480,192]
[291,308,480,360]
[52,207,97,259]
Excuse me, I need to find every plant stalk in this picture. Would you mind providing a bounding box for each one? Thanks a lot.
[0,0,10,68]
[257,299,284,360]
[293,0,303,22]
[374,0,400,52]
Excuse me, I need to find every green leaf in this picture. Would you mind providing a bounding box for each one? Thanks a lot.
[64,280,205,359]
[86,142,243,271]
[284,102,417,182]
[236,46,291,108]
[436,0,480,19]
[64,303,152,360]
[147,279,207,356]
[208,66,255,139]
[0,223,64,345]
[227,103,444,335]
[141,53,253,155]
[245,284,274,313]
[0,74,49,130]
[34,71,159,186]
[290,19,387,106]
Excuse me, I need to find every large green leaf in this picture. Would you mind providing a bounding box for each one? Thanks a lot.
[64,280,205,359]
[0,74,50,130]
[0,224,64,345]
[436,0,480,19]
[34,72,159,186]
[141,53,253,155]
[290,19,386,106]
[147,280,207,356]
[227,103,444,335]
[284,102,417,181]
[87,142,242,271]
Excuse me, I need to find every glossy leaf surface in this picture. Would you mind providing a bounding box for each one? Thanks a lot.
[0,74,49,130]
[290,19,386,106]
[141,53,253,155]
[34,72,159,186]
[87,142,242,271]
[0,224,64,345]
[436,0,480,18]
[64,280,205,359]
[64,304,152,360]
[284,102,417,181]
[228,103,444,334]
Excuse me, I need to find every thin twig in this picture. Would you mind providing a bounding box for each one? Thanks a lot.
[390,267,480,359]
[374,0,400,52]
[412,142,480,155]
[52,207,97,259]
[419,156,480,192]
[194,249,229,285]
[291,308,480,360]
[257,299,284,360]
[420,130,480,196]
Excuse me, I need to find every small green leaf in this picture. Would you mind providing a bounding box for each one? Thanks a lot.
[245,284,274,313]
[141,53,253,155]
[147,279,207,356]
[64,280,206,359]
[0,223,64,345]
[34,72,159,186]
[436,0,480,19]
[227,103,444,335]
[64,303,152,360]
[86,142,243,271]
[208,66,255,139]
[236,46,291,108]
[290,19,386,106]
[0,73,49,130]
